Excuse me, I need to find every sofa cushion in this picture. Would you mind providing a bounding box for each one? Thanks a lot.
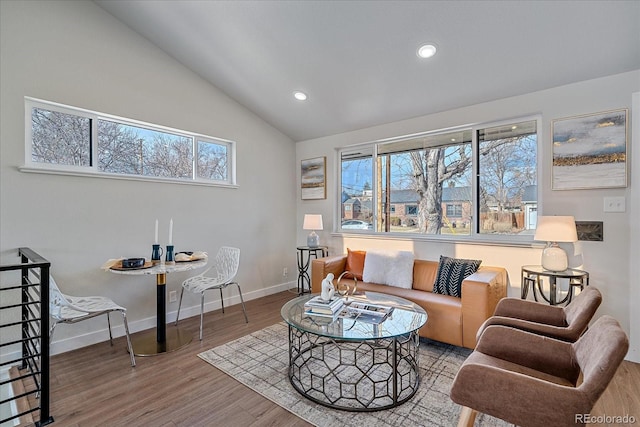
[362,250,414,289]
[344,248,366,280]
[433,255,482,297]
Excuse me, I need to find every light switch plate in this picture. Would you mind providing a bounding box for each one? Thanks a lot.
[603,196,626,212]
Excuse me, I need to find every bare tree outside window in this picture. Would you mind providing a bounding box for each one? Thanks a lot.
[478,121,537,235]
[27,98,235,186]
[197,140,227,181]
[338,119,537,239]
[98,120,192,179]
[31,108,90,166]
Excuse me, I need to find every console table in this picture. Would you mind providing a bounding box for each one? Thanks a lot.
[521,265,589,306]
[296,246,328,294]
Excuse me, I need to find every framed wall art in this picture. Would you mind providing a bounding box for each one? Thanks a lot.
[301,156,326,200]
[552,109,628,190]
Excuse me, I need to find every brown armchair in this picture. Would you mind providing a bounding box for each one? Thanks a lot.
[451,315,629,427]
[476,285,602,342]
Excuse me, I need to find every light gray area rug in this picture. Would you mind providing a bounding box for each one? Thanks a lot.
[198,322,510,427]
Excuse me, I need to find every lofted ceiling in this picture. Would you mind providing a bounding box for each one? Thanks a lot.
[95,0,640,142]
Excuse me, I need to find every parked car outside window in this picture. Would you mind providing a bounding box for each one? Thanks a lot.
[341,220,373,230]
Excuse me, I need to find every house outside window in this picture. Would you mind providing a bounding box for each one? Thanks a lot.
[338,117,538,241]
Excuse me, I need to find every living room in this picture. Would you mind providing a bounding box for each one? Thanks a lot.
[1,1,639,425]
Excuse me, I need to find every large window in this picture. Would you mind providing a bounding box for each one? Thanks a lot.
[339,118,538,240]
[25,98,235,186]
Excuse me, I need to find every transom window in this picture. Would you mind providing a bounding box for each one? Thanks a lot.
[24,98,236,186]
[339,118,538,241]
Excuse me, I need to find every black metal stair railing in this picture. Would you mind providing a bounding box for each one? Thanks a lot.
[0,247,54,426]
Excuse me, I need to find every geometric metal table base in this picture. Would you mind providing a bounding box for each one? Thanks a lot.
[131,327,192,356]
[288,325,421,412]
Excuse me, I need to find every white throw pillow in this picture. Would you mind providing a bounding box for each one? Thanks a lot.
[362,250,414,289]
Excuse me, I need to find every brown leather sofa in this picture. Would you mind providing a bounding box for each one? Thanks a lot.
[311,254,508,349]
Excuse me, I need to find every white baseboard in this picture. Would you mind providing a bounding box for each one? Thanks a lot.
[0,280,295,360]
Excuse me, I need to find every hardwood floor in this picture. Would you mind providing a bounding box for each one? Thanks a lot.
[36,290,640,426]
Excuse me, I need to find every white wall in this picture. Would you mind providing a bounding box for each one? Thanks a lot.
[630,92,640,363]
[0,1,297,356]
[297,70,640,360]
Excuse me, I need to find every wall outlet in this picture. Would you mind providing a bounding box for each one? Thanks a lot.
[603,196,626,213]
[283,267,288,277]
[169,290,177,303]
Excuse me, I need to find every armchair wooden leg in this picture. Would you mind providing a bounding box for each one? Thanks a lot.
[458,406,478,427]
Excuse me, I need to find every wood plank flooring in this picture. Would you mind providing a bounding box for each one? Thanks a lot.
[36,291,640,426]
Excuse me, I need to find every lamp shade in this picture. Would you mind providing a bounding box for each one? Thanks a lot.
[534,216,578,243]
[303,214,323,231]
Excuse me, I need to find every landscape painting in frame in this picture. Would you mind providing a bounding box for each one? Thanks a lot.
[301,156,326,200]
[552,109,627,190]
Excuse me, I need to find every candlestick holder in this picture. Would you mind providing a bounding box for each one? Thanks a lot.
[165,245,175,265]
[151,244,163,265]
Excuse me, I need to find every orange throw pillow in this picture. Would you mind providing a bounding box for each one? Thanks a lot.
[345,248,366,280]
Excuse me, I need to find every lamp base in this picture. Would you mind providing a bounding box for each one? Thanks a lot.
[307,231,319,248]
[541,243,568,272]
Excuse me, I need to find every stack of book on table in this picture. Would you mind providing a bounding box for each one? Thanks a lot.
[340,301,394,324]
[304,296,344,320]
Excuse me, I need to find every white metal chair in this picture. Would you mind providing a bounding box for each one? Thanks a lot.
[175,246,248,340]
[49,275,135,367]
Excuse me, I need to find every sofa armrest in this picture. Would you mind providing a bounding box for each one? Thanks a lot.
[311,255,347,293]
[461,266,508,348]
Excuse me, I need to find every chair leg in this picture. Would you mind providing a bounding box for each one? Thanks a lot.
[49,322,57,343]
[107,312,114,346]
[458,406,478,427]
[175,288,185,326]
[219,288,225,313]
[199,293,205,341]
[235,283,248,323]
[121,311,136,367]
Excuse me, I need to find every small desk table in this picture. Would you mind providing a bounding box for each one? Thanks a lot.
[109,259,207,355]
[521,265,589,306]
[296,246,328,294]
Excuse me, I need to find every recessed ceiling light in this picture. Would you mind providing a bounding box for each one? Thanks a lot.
[294,91,308,101]
[417,44,437,59]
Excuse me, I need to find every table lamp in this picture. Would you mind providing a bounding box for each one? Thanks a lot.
[303,214,323,247]
[533,216,578,272]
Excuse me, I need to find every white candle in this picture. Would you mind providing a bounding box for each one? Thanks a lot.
[169,218,173,245]
[154,219,158,244]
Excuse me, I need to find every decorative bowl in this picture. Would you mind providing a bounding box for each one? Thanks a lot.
[121,258,145,268]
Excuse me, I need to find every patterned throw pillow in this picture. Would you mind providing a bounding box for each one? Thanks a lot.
[433,256,482,297]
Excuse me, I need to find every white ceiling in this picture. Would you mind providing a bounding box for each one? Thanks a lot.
[95,0,640,142]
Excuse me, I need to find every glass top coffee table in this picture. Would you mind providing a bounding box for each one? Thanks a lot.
[281,292,427,411]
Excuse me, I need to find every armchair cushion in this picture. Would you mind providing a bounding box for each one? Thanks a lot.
[433,255,481,297]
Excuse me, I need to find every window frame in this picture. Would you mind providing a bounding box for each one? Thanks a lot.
[336,115,541,244]
[22,97,237,188]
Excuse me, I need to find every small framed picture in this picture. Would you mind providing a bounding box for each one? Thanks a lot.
[552,109,628,190]
[301,156,326,200]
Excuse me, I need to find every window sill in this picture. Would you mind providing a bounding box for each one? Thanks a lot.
[333,231,538,249]
[18,165,239,189]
